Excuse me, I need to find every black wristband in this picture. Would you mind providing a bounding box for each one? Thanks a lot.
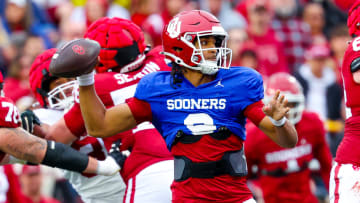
[42,140,89,173]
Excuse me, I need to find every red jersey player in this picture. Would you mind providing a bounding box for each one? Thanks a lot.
[0,74,123,176]
[26,48,126,203]
[329,1,360,202]
[245,73,332,203]
[24,17,174,203]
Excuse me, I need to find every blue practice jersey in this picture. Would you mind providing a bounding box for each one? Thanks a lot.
[134,66,264,148]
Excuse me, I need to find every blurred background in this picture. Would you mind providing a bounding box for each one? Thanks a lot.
[0,0,353,202]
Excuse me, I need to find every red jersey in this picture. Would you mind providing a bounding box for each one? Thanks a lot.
[335,36,360,165]
[0,97,21,128]
[64,48,173,182]
[0,97,21,162]
[245,111,332,203]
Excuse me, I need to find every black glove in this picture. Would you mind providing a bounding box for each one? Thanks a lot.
[21,109,41,133]
[109,140,129,169]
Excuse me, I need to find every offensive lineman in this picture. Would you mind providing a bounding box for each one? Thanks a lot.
[25,48,126,203]
[0,72,122,176]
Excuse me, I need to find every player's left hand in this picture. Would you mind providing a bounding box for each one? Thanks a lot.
[263,90,290,121]
[21,110,41,133]
[109,140,129,169]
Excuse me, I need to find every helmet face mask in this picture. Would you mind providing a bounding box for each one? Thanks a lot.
[47,80,77,110]
[188,32,232,75]
[163,10,232,75]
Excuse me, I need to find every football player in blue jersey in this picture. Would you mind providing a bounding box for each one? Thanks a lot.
[75,10,298,203]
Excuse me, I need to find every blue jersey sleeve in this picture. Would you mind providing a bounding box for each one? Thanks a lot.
[232,67,264,111]
[134,73,152,101]
[245,69,264,103]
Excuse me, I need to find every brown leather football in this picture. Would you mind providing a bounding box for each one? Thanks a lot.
[49,38,100,78]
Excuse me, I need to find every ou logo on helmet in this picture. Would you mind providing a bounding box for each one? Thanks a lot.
[167,17,182,38]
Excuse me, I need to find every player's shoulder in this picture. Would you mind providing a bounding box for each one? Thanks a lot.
[222,66,263,85]
[299,111,323,126]
[226,66,261,77]
[0,96,14,104]
[135,71,171,98]
[344,37,360,62]
[139,71,171,86]
[144,46,171,71]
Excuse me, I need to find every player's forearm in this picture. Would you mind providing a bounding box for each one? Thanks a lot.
[273,120,298,148]
[0,128,47,163]
[79,85,108,137]
[259,117,298,148]
[45,119,77,145]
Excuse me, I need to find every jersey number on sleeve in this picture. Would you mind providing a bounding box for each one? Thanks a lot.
[1,102,20,124]
[352,37,360,52]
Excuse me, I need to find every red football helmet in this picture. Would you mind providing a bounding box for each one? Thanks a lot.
[162,10,232,75]
[264,73,305,124]
[348,0,360,37]
[84,17,147,73]
[29,49,76,109]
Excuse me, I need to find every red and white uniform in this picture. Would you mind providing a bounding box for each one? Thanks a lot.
[246,111,332,203]
[330,36,360,203]
[65,49,174,203]
[34,108,126,203]
[0,97,21,162]
[0,97,27,202]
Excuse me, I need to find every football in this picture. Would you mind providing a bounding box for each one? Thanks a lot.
[49,38,100,78]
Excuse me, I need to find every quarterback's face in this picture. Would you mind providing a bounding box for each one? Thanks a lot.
[194,36,217,62]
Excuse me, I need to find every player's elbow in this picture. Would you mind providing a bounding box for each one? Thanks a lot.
[86,128,109,138]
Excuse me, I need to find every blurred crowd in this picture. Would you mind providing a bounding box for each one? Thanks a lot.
[0,0,352,202]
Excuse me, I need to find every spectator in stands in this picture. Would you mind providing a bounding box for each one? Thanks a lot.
[246,0,289,76]
[328,24,352,86]
[294,44,342,127]
[302,3,327,45]
[315,1,347,38]
[199,0,247,31]
[131,0,163,45]
[0,0,57,48]
[20,165,60,203]
[4,35,45,110]
[270,0,312,72]
[70,0,130,28]
[56,19,86,48]
[238,44,260,71]
[228,27,249,66]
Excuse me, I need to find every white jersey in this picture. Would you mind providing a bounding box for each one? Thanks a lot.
[34,108,126,203]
